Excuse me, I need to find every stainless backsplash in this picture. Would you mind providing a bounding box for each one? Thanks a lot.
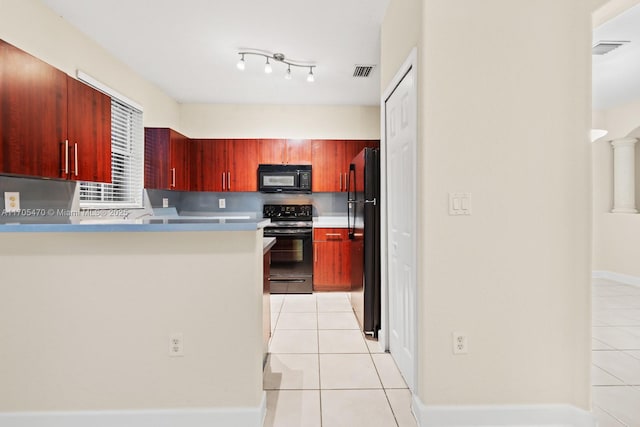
[0,175,76,223]
[148,190,348,217]
[0,174,348,223]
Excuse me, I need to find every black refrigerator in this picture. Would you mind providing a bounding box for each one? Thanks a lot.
[347,147,381,337]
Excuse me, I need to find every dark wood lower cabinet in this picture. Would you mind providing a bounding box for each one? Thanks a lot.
[313,228,352,292]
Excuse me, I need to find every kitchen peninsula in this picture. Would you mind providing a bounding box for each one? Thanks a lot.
[0,220,270,426]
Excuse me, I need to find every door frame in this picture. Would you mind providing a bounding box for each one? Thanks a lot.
[379,47,419,391]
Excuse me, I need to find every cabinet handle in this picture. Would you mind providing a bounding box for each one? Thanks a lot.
[171,168,176,188]
[74,143,78,176]
[339,173,342,191]
[228,171,231,191]
[222,172,226,191]
[326,233,341,236]
[62,140,69,175]
[344,173,348,192]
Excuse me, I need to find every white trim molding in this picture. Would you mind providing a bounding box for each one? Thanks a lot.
[593,270,640,287]
[412,396,595,427]
[76,70,144,112]
[0,393,266,427]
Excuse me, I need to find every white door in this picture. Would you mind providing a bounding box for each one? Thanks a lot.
[385,63,417,391]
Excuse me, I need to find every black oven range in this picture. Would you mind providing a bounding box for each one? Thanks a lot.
[263,204,313,294]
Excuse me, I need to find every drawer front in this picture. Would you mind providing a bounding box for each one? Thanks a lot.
[314,228,349,241]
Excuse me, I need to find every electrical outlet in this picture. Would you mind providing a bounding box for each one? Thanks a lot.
[162,198,169,208]
[218,198,226,209]
[4,192,20,212]
[452,332,468,355]
[169,333,184,357]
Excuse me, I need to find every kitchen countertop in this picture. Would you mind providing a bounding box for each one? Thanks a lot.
[0,218,271,233]
[313,216,349,228]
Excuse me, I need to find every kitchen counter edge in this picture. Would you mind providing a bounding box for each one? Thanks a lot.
[0,219,271,233]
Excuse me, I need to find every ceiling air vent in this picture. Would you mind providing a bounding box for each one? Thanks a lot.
[353,65,376,78]
[592,40,629,55]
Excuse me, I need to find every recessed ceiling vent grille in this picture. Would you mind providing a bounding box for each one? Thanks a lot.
[592,40,630,55]
[353,65,376,78]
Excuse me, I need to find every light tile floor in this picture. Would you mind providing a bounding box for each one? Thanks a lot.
[592,278,640,426]
[264,292,417,427]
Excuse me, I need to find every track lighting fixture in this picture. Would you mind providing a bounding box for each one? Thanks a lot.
[236,50,316,82]
[236,54,245,70]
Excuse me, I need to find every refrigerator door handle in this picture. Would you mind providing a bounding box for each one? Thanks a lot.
[347,165,356,239]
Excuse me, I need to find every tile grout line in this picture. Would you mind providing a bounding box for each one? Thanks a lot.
[593,403,630,427]
[316,294,324,427]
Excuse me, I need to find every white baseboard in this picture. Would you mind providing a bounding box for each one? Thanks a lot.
[0,392,266,427]
[592,270,640,287]
[411,395,595,427]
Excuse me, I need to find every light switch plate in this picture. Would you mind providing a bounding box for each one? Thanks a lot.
[449,193,471,215]
[162,198,169,208]
[4,192,20,212]
[219,198,226,209]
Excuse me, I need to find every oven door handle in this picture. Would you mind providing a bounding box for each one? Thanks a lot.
[264,229,312,236]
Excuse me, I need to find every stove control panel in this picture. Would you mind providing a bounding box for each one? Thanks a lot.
[263,204,313,219]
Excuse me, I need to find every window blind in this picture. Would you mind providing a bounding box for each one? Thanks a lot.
[79,97,144,208]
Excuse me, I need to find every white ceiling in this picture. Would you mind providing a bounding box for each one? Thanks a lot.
[593,3,640,110]
[40,0,390,106]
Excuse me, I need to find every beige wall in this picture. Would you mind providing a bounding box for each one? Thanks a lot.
[0,0,180,129]
[0,230,263,411]
[382,0,593,411]
[380,0,422,91]
[592,99,640,277]
[179,104,380,139]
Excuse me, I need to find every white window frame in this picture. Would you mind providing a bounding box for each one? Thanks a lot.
[76,71,144,209]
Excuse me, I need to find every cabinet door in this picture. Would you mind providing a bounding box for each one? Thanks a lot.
[313,228,351,291]
[0,40,67,179]
[311,140,344,192]
[67,76,112,183]
[190,139,226,191]
[144,128,171,189]
[259,139,287,164]
[227,139,259,191]
[169,130,190,191]
[285,139,311,165]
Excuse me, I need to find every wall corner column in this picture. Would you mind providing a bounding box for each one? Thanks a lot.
[611,137,638,213]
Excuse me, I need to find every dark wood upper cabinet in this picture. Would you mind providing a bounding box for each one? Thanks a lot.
[285,139,312,165]
[0,39,68,179]
[311,139,344,192]
[259,139,311,165]
[67,75,112,183]
[190,138,226,192]
[258,139,286,164]
[145,128,189,191]
[190,139,259,192]
[227,139,260,191]
[311,139,379,192]
[170,131,190,191]
[0,39,112,183]
[144,128,170,190]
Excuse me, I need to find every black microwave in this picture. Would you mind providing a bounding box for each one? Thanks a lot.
[258,164,312,193]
